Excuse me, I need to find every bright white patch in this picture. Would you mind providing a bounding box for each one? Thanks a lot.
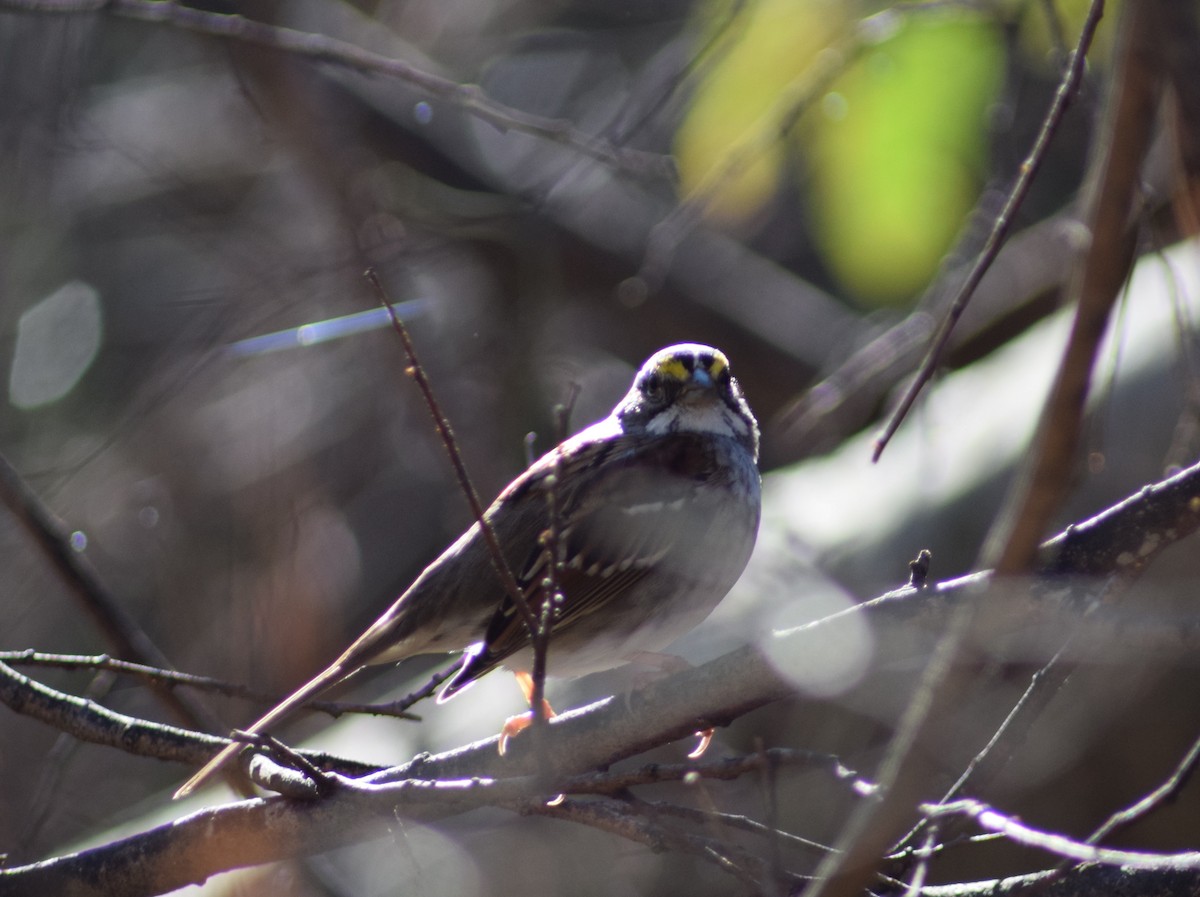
[645,402,747,438]
[570,416,622,444]
[10,281,103,409]
[760,589,872,698]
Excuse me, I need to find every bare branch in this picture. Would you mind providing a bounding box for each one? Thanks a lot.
[0,651,420,720]
[535,797,803,892]
[923,799,1200,870]
[370,275,536,639]
[0,0,669,176]
[873,0,1106,461]
[919,865,1200,897]
[982,0,1162,573]
[1085,730,1200,847]
[0,660,380,776]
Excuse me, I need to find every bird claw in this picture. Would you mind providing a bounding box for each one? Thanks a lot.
[688,728,715,759]
[498,711,531,756]
[498,672,556,755]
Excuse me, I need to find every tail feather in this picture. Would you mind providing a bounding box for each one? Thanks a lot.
[172,661,353,799]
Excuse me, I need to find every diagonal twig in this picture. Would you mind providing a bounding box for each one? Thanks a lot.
[367,271,538,640]
[980,0,1162,574]
[1085,730,1200,848]
[873,0,1106,462]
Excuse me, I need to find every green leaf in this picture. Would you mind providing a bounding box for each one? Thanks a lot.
[805,13,1004,304]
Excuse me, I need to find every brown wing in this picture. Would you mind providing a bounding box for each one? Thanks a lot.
[441,431,734,696]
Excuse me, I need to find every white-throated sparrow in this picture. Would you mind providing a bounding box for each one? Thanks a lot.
[176,343,760,797]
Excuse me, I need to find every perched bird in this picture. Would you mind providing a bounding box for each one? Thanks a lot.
[175,343,761,797]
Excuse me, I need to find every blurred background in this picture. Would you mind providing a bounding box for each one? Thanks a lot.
[2,0,1200,894]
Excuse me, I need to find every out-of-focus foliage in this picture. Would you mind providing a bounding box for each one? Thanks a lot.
[674,0,853,222]
[804,14,1004,302]
[677,2,1005,304]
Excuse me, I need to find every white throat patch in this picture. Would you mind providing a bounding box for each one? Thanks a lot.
[645,401,748,438]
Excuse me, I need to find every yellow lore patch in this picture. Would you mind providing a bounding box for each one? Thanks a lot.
[656,357,690,382]
[708,351,728,379]
[656,349,729,383]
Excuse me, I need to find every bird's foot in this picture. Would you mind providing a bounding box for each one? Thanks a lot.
[499,671,556,755]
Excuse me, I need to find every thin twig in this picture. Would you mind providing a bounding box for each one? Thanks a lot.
[889,575,1134,860]
[0,651,421,720]
[630,796,835,855]
[766,209,1075,465]
[367,271,538,639]
[0,660,381,775]
[887,641,1077,858]
[872,0,1105,462]
[982,0,1160,574]
[240,731,336,797]
[922,799,1200,870]
[900,824,939,897]
[529,451,561,732]
[371,662,460,716]
[1086,730,1200,846]
[533,797,798,891]
[557,748,865,794]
